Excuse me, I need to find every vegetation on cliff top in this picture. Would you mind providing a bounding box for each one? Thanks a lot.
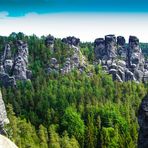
[0,33,148,148]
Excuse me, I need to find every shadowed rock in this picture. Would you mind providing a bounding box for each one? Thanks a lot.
[62,36,80,46]
[45,35,55,47]
[117,36,126,46]
[94,38,106,60]
[117,36,127,59]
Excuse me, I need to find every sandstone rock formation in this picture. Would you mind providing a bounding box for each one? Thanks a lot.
[62,36,80,47]
[0,135,18,148]
[0,89,18,148]
[46,36,87,75]
[94,35,148,83]
[0,91,9,136]
[45,35,55,53]
[138,95,148,148]
[0,40,31,87]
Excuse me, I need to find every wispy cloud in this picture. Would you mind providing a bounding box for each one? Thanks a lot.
[0,12,148,42]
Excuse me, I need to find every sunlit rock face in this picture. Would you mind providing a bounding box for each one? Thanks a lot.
[128,36,145,69]
[0,135,18,148]
[105,35,117,60]
[0,89,17,148]
[138,95,148,148]
[0,91,9,136]
[0,40,31,87]
[94,35,148,83]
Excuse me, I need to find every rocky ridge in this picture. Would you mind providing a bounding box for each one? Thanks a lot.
[0,34,147,87]
[0,40,31,87]
[45,34,148,83]
[94,35,148,83]
[46,36,88,75]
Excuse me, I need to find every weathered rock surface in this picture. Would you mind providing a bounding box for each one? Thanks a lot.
[94,38,106,60]
[105,35,117,60]
[45,35,55,50]
[138,95,148,148]
[117,36,127,60]
[0,91,9,136]
[46,36,87,75]
[94,35,148,83]
[62,36,80,46]
[0,40,31,87]
[0,87,17,148]
[0,135,18,148]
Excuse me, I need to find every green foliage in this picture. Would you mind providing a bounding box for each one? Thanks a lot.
[0,33,147,147]
[101,127,119,148]
[61,107,85,141]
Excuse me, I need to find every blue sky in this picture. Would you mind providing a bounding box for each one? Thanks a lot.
[0,0,148,16]
[0,0,148,42]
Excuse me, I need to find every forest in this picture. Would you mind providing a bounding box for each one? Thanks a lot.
[0,33,148,148]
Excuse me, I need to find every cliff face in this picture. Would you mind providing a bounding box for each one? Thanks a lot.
[94,35,148,83]
[0,35,148,88]
[0,135,18,148]
[45,34,148,83]
[0,91,18,148]
[46,36,87,75]
[0,40,32,87]
[0,91,9,135]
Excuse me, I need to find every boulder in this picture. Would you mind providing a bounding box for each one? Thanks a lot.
[143,71,148,83]
[4,60,13,74]
[0,73,16,87]
[13,56,27,80]
[45,35,55,47]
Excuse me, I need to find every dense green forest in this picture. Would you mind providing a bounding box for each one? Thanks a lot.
[0,33,148,148]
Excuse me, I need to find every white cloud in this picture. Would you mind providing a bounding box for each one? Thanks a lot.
[0,12,148,42]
